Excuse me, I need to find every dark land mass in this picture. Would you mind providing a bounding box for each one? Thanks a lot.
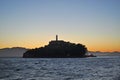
[23,35,88,58]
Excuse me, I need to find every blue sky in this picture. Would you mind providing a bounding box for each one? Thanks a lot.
[0,0,120,51]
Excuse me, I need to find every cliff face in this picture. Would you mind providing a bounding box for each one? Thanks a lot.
[23,40,88,58]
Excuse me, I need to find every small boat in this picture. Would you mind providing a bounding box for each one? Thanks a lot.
[85,53,96,57]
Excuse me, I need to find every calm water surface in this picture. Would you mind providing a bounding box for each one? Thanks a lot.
[0,56,120,80]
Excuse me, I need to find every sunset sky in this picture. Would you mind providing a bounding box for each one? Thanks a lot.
[0,0,120,52]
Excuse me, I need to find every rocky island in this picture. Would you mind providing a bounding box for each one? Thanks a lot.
[23,35,88,58]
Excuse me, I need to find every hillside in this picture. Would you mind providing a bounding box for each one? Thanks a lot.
[23,39,88,58]
[0,47,28,57]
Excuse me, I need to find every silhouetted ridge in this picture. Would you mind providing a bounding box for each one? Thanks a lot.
[23,36,88,58]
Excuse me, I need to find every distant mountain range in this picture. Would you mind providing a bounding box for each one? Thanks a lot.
[0,47,119,57]
[89,51,120,56]
[0,47,28,57]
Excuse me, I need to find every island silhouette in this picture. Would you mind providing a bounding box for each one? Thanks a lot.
[23,35,89,58]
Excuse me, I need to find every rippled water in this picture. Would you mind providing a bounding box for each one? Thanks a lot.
[0,56,120,80]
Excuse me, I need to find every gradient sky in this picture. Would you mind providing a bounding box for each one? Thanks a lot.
[0,0,120,52]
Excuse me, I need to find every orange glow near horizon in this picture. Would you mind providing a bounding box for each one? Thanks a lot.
[0,44,119,52]
[0,29,120,52]
[0,37,120,52]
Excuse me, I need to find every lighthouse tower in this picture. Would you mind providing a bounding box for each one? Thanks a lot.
[56,35,58,41]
